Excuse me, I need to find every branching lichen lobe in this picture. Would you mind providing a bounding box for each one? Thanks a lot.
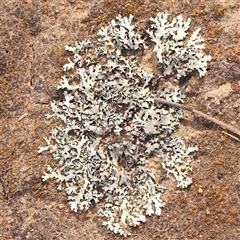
[39,11,211,237]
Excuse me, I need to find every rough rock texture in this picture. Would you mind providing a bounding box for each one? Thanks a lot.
[0,0,239,239]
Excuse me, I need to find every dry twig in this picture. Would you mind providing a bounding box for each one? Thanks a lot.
[155,98,240,139]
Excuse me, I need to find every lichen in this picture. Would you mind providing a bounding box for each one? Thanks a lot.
[147,11,211,79]
[39,11,210,237]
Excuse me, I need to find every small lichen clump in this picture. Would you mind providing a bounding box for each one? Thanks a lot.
[39,11,210,237]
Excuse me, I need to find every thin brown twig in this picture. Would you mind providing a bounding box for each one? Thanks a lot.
[222,131,240,142]
[155,97,240,139]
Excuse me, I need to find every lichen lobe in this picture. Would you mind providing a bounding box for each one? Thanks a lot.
[39,11,210,237]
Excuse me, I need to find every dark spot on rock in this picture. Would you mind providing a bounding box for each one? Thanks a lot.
[217,173,223,180]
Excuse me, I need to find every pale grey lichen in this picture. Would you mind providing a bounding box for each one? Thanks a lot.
[147,10,211,79]
[39,11,210,237]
